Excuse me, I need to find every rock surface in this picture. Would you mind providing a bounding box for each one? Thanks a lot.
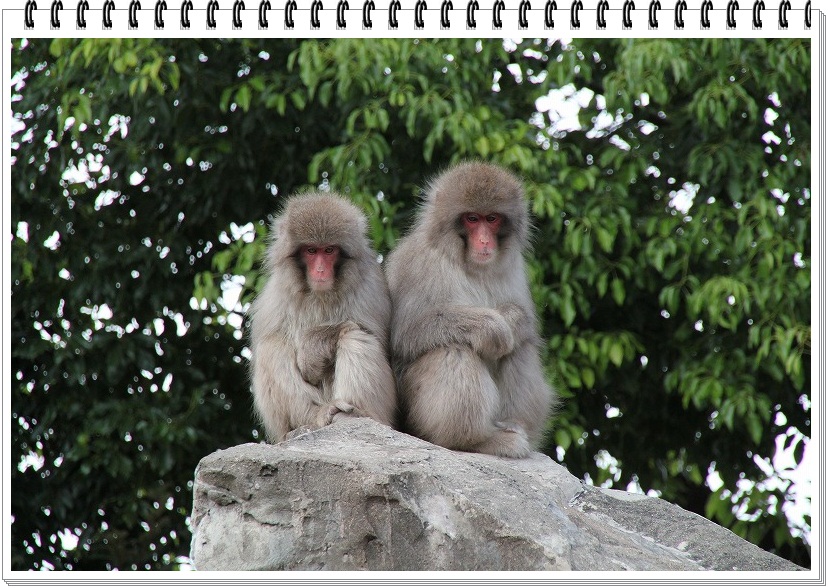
[190,418,803,572]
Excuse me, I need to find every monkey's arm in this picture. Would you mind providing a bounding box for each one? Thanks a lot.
[296,321,361,385]
[497,302,539,348]
[296,324,340,386]
[396,304,514,363]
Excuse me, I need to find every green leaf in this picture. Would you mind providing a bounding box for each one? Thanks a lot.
[555,428,572,451]
[611,278,625,306]
[596,273,608,297]
[582,367,595,389]
[290,90,307,110]
[560,296,576,327]
[236,85,252,111]
[608,343,624,367]
[475,136,490,158]
[745,412,763,445]
[596,227,614,253]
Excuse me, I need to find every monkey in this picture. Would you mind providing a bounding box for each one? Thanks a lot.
[385,162,556,458]
[249,192,396,442]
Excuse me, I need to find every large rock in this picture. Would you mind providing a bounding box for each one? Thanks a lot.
[190,418,803,571]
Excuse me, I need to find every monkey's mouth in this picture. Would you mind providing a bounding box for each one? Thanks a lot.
[470,249,496,265]
[309,277,336,292]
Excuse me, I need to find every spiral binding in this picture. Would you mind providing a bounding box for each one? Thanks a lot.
[17,0,817,33]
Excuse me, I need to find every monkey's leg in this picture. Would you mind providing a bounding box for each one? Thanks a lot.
[403,346,532,458]
[253,336,327,442]
[494,341,555,449]
[321,326,396,428]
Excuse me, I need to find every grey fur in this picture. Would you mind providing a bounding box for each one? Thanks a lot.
[385,162,556,458]
[249,192,396,442]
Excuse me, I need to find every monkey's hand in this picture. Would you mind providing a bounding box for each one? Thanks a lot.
[470,308,515,362]
[296,325,340,385]
[497,302,535,348]
[297,322,366,384]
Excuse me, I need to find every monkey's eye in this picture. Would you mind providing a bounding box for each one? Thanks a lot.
[324,246,336,255]
[464,214,480,224]
[305,247,317,255]
[485,214,502,225]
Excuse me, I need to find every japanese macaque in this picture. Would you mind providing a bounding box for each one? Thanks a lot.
[249,192,396,442]
[385,162,556,458]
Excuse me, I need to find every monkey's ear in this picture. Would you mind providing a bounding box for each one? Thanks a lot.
[269,216,291,249]
[264,216,298,268]
[424,185,453,214]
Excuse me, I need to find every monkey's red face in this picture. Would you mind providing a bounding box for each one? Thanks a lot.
[301,244,340,292]
[462,213,502,265]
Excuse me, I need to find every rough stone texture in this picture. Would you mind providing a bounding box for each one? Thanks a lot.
[190,418,803,572]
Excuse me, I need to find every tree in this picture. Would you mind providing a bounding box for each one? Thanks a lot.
[10,38,810,570]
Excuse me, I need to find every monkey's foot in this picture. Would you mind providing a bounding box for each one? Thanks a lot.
[475,424,532,458]
[319,401,365,426]
[285,425,315,440]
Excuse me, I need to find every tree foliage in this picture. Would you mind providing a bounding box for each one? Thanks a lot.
[10,38,810,570]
